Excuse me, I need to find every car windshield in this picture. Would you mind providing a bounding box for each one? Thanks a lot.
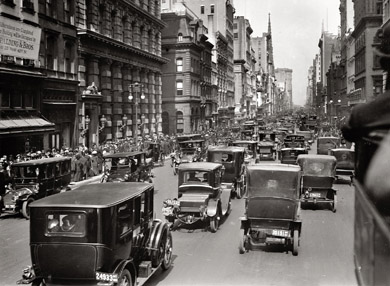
[210,152,234,163]
[300,160,336,177]
[46,212,87,237]
[182,171,209,183]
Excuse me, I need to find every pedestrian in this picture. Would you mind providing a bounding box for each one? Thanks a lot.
[73,153,84,182]
[91,150,99,176]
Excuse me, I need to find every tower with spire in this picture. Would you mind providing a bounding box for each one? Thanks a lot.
[267,13,275,76]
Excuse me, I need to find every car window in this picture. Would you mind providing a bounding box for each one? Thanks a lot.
[46,213,86,237]
[117,201,133,236]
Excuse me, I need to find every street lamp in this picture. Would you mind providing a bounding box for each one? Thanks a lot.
[81,115,90,137]
[128,82,145,139]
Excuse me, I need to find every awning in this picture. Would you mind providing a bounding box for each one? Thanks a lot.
[0,113,55,136]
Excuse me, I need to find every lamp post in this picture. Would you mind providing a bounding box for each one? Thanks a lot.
[120,114,128,135]
[128,82,145,141]
[81,115,90,137]
[98,115,106,133]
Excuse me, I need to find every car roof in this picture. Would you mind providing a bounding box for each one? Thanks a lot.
[247,163,301,173]
[103,151,145,158]
[178,162,222,171]
[30,182,153,208]
[331,148,354,152]
[12,157,71,167]
[318,136,340,140]
[208,146,245,152]
[297,154,337,162]
[179,139,205,143]
[281,147,306,151]
[232,140,257,144]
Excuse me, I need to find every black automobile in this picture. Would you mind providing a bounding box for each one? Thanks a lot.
[18,182,173,286]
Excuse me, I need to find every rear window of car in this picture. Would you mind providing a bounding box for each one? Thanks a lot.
[45,212,87,237]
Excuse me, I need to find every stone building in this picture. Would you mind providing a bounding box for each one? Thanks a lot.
[75,0,167,147]
[161,7,214,134]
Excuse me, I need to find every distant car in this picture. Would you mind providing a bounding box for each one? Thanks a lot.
[1,157,71,219]
[162,162,231,233]
[101,151,153,183]
[18,182,173,286]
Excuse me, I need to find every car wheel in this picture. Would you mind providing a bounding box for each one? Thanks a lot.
[239,231,247,254]
[292,229,299,256]
[235,183,242,199]
[161,232,173,270]
[118,269,133,286]
[210,207,220,233]
[332,193,337,213]
[32,279,46,286]
[22,198,34,220]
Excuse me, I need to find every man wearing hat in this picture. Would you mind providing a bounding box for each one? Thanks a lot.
[91,150,99,176]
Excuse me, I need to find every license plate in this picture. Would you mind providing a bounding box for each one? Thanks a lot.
[272,229,289,237]
[310,193,321,198]
[96,271,118,283]
[5,204,15,209]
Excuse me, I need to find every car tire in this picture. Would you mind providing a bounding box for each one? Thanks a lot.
[32,279,46,286]
[161,232,173,270]
[235,183,242,199]
[118,269,133,286]
[292,229,299,256]
[239,231,247,254]
[22,198,34,220]
[210,207,220,233]
[332,193,337,213]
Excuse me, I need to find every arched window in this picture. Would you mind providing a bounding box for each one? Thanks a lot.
[178,33,183,42]
[176,111,184,133]
[176,58,183,72]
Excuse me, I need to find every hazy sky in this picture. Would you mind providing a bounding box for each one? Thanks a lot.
[234,0,340,106]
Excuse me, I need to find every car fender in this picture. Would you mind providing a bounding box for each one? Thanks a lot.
[206,199,219,217]
[147,219,170,252]
[112,259,137,283]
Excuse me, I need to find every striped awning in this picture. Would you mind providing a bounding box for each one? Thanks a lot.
[0,114,55,136]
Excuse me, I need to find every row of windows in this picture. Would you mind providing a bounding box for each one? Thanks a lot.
[200,4,214,14]
[0,88,36,109]
[175,57,202,73]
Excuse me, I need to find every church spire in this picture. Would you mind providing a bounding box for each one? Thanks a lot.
[267,13,275,75]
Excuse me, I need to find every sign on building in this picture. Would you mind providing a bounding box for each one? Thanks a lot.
[0,16,41,61]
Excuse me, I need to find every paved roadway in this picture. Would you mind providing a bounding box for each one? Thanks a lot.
[0,142,358,286]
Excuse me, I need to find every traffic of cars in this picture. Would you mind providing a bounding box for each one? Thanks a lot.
[2,115,367,285]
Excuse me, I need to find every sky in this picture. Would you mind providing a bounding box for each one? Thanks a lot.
[234,0,341,106]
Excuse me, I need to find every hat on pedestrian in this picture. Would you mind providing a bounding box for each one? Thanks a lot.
[92,150,98,155]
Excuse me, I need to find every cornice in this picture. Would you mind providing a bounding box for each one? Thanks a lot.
[78,29,169,64]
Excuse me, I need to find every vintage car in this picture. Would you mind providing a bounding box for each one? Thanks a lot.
[257,141,275,161]
[296,130,315,145]
[239,164,302,256]
[317,136,340,155]
[0,157,71,219]
[341,92,390,286]
[162,162,231,233]
[101,151,153,183]
[280,147,307,164]
[283,134,305,148]
[178,139,206,163]
[297,154,337,212]
[207,146,246,199]
[17,182,172,286]
[231,140,258,164]
[329,148,355,183]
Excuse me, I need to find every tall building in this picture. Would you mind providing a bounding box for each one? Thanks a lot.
[251,35,268,114]
[351,0,383,104]
[275,68,293,111]
[233,16,256,120]
[75,0,166,147]
[161,5,214,134]
[0,0,54,155]
[168,0,236,126]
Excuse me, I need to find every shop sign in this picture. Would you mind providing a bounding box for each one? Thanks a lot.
[0,16,41,60]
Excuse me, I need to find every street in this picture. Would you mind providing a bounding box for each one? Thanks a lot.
[0,143,357,286]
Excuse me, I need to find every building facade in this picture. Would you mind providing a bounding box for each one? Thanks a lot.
[275,68,293,112]
[351,0,383,105]
[161,7,214,134]
[0,0,48,155]
[75,0,166,147]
